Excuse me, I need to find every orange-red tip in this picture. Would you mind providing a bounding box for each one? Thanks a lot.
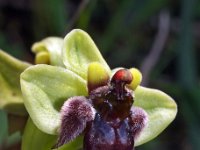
[111,69,133,84]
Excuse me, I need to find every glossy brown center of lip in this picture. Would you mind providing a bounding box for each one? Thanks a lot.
[84,69,135,150]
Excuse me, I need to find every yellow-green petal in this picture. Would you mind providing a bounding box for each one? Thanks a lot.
[0,50,31,115]
[62,29,111,79]
[20,65,88,134]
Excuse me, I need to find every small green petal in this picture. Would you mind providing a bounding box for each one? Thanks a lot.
[134,86,177,146]
[32,37,64,66]
[62,29,111,79]
[20,65,88,134]
[87,62,109,92]
[0,50,30,115]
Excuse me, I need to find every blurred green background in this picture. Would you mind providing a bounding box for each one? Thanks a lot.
[0,0,200,149]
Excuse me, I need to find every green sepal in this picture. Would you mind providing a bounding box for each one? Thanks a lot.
[62,29,111,79]
[0,50,31,115]
[20,65,88,134]
[134,86,177,146]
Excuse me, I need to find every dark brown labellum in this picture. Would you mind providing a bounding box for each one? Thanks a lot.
[55,69,148,150]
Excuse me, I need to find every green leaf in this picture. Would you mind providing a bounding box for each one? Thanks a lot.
[0,50,31,115]
[32,37,64,67]
[22,118,83,150]
[22,118,57,150]
[62,29,111,79]
[134,86,177,146]
[20,65,88,134]
[0,110,8,146]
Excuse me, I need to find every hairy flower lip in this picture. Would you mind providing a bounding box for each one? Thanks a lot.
[56,68,148,149]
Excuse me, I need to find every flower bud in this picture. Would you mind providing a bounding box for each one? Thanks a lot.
[35,51,50,64]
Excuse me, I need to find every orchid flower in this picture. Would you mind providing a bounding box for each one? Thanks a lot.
[0,29,177,150]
